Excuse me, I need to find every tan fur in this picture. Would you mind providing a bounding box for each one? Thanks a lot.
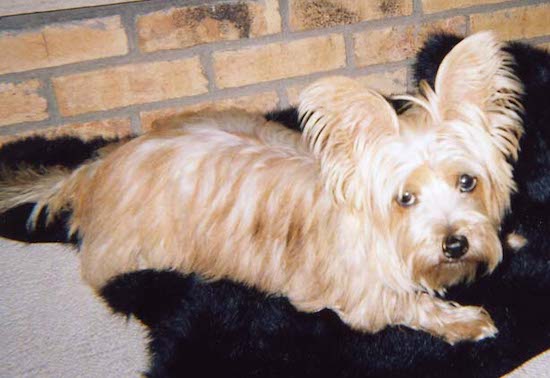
[505,232,528,252]
[0,165,69,221]
[0,32,523,344]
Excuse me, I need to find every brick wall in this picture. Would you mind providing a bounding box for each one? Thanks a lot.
[1,0,549,144]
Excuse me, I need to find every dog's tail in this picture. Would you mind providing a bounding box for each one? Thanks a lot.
[0,161,98,236]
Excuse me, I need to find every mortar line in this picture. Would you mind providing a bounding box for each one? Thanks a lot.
[200,50,218,93]
[129,111,142,135]
[119,3,140,57]
[275,85,289,109]
[41,77,62,125]
[343,31,356,69]
[413,0,423,16]
[414,0,547,20]
[279,0,290,36]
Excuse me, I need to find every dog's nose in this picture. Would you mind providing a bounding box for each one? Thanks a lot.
[443,234,469,259]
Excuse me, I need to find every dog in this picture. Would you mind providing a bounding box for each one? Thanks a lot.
[0,31,522,344]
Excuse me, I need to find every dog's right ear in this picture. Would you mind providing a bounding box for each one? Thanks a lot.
[413,33,462,88]
[298,76,399,209]
[432,31,524,161]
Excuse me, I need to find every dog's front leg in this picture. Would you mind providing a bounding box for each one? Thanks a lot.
[402,292,497,344]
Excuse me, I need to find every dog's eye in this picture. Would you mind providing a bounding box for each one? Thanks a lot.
[397,191,416,207]
[458,174,477,192]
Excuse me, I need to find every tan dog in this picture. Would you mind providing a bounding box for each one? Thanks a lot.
[0,32,522,344]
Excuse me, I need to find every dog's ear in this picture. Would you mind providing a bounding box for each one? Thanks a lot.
[432,31,524,161]
[298,76,399,209]
[413,33,462,88]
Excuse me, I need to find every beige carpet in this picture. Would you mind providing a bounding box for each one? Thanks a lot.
[0,238,547,377]
[0,239,147,377]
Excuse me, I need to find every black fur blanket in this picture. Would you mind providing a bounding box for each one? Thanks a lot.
[1,34,549,377]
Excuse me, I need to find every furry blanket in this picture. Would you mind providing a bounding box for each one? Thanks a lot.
[1,34,549,377]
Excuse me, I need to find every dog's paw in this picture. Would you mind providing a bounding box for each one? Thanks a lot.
[440,305,497,344]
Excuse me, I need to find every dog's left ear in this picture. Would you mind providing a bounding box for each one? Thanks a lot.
[298,76,399,209]
[431,31,524,161]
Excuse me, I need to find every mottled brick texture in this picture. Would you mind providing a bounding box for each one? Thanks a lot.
[213,34,346,88]
[289,0,413,31]
[0,80,48,126]
[52,58,208,116]
[0,0,548,140]
[0,16,128,75]
[137,0,281,52]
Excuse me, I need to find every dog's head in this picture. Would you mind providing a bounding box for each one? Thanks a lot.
[299,31,523,293]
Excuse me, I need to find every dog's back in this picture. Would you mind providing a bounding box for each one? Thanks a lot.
[0,111,342,298]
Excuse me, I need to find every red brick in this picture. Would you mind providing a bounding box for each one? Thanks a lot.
[53,58,208,116]
[0,16,128,75]
[471,4,550,40]
[0,80,48,127]
[290,0,413,31]
[422,0,507,14]
[137,0,281,52]
[213,34,346,88]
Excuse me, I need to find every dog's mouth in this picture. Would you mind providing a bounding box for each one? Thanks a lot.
[442,258,464,264]
[440,256,471,266]
[440,256,479,265]
[439,256,489,275]
[418,258,484,292]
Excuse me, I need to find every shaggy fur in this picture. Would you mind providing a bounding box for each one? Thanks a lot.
[0,136,120,243]
[0,32,524,344]
[103,34,550,378]
[1,33,549,376]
